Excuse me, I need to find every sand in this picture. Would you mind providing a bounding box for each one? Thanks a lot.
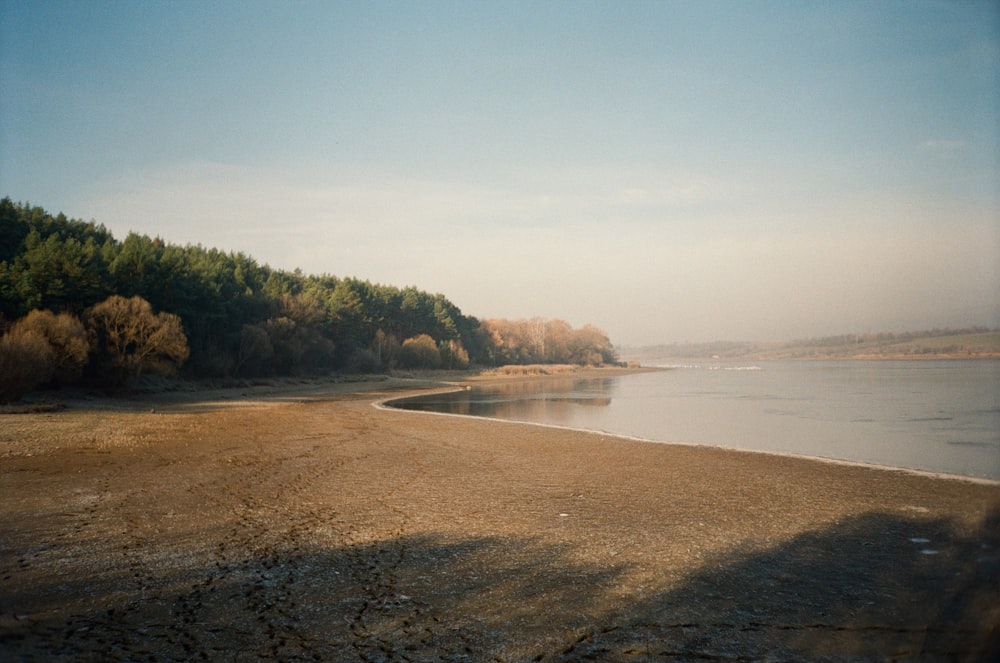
[1,372,998,661]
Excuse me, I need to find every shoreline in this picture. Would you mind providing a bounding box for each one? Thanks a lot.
[3,371,999,660]
[377,394,1000,487]
[378,367,999,486]
[628,354,1000,365]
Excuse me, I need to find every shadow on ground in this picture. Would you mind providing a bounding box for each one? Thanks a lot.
[2,509,998,662]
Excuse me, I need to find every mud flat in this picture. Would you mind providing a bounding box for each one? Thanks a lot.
[2,374,998,661]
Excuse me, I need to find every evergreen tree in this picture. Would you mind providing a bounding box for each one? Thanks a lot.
[0,198,617,385]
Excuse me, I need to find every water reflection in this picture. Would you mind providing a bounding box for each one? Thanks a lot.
[391,378,615,426]
[387,362,1000,479]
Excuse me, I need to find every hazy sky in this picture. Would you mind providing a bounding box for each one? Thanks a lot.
[2,1,998,346]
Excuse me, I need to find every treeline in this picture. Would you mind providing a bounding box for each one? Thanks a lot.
[482,318,617,367]
[629,326,999,361]
[0,198,616,398]
[797,328,995,347]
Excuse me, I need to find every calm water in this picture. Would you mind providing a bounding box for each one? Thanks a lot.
[390,360,1000,480]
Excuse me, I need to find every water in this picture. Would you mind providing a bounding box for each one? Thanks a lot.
[390,360,1000,481]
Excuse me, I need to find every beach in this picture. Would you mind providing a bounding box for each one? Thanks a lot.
[2,372,998,661]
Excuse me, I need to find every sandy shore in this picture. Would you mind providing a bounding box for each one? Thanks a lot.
[2,372,998,661]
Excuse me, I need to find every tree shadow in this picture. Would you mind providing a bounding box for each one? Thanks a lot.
[557,508,1000,661]
[2,509,997,661]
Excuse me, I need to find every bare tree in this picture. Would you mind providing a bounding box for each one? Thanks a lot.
[85,295,189,383]
[0,326,55,402]
[479,318,616,366]
[13,309,90,385]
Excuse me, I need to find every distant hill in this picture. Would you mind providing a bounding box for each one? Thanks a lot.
[622,328,1000,362]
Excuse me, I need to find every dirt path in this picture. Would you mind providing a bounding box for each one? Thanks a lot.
[2,381,999,661]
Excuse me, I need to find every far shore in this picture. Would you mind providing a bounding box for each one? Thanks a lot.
[623,353,1000,363]
[2,366,998,660]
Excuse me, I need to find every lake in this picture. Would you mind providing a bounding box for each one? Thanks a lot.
[389,360,1000,481]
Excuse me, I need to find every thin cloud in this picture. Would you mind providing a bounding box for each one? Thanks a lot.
[78,156,1000,343]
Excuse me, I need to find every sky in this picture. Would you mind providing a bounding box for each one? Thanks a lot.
[2,0,998,346]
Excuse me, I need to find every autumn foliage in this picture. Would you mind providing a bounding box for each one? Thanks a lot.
[0,295,190,400]
[84,295,190,383]
[11,309,90,385]
[400,334,442,369]
[0,324,56,402]
[0,198,617,399]
[480,318,616,366]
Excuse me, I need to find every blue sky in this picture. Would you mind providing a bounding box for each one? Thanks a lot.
[2,1,998,345]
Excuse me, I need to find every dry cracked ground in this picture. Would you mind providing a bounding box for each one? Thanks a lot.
[1,377,999,661]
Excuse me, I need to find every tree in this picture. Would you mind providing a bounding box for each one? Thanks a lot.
[84,295,189,384]
[478,318,616,366]
[271,293,336,375]
[0,197,30,264]
[327,279,368,363]
[235,323,273,377]
[1,200,626,379]
[0,325,54,402]
[439,339,470,369]
[12,309,90,385]
[400,334,442,369]
[372,328,401,369]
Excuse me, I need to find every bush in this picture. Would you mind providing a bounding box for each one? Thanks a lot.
[0,327,55,402]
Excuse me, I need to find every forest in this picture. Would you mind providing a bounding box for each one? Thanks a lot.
[0,198,617,400]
